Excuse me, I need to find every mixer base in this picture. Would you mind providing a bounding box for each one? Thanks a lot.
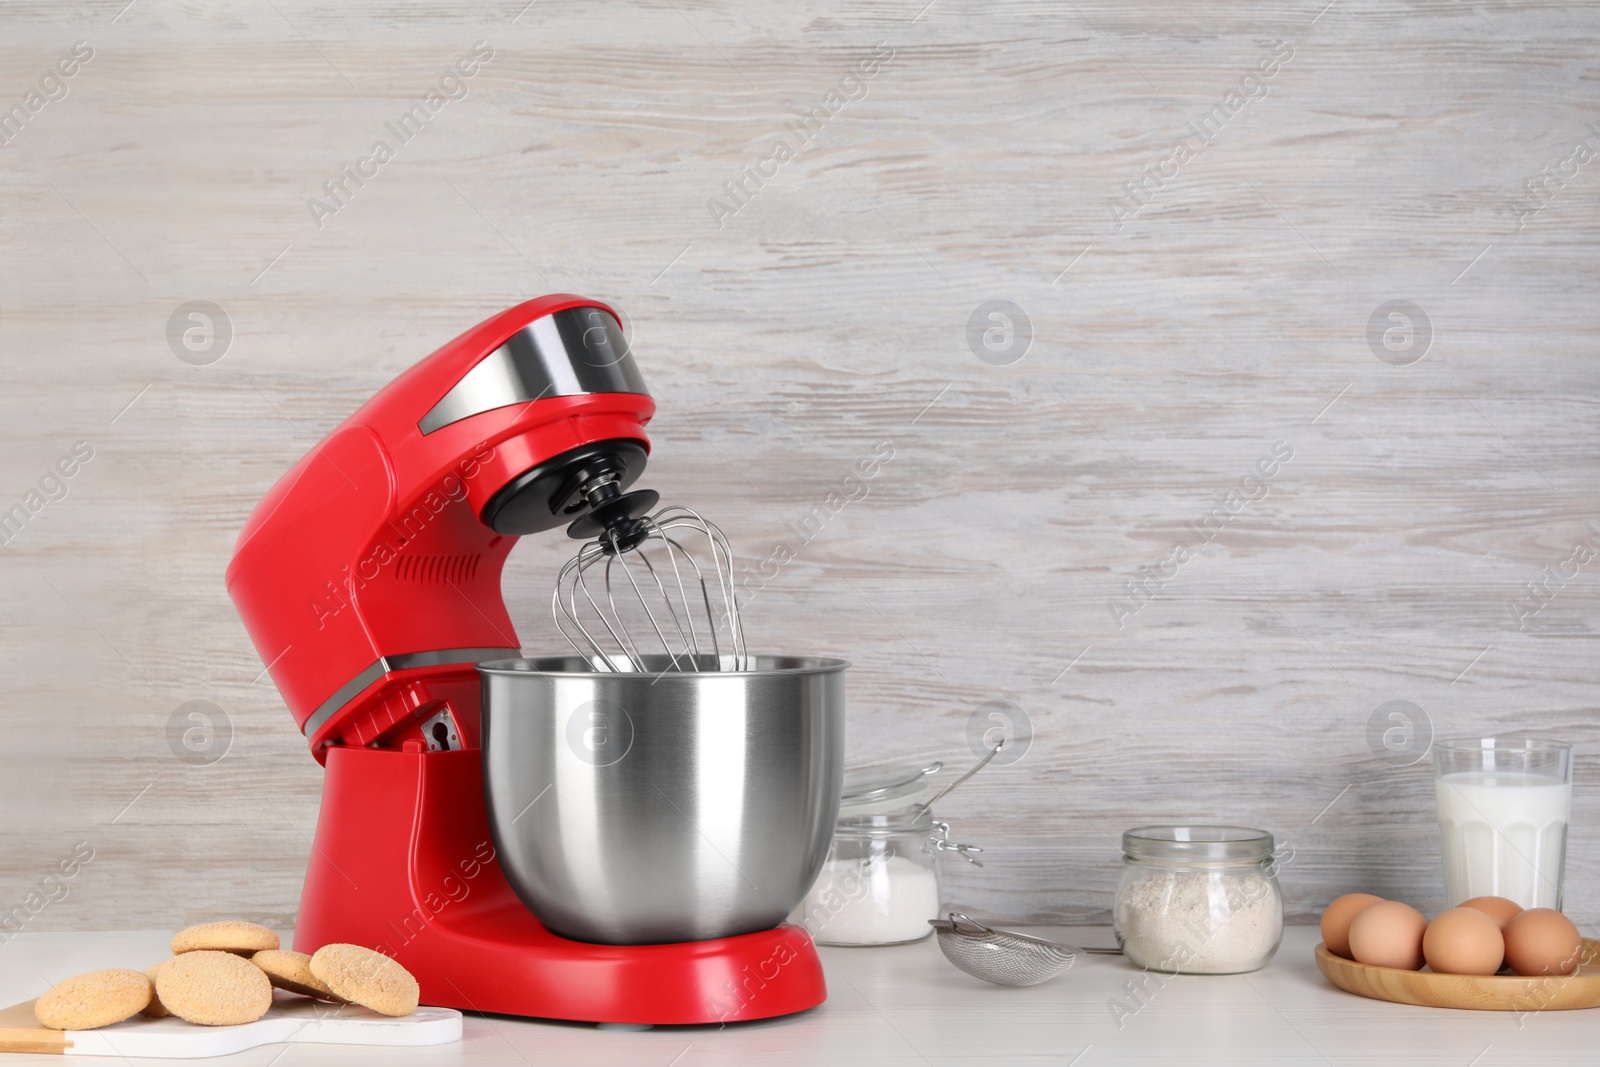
[294,745,828,1024]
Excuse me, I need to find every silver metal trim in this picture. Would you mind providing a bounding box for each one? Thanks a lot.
[301,646,520,741]
[418,307,648,435]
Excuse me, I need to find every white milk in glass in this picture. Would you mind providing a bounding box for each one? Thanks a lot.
[1435,771,1570,910]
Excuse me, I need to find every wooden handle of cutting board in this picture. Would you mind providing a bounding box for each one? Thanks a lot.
[0,1001,69,1055]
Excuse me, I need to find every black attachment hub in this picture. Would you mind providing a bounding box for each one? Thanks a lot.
[480,439,648,536]
[566,486,659,554]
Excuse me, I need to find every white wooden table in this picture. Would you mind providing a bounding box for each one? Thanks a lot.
[1,928,1590,1065]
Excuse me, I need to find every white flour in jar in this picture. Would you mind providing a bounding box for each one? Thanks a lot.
[794,855,939,945]
[1114,869,1281,974]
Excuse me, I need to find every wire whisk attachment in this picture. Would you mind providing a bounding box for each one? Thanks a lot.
[552,506,748,672]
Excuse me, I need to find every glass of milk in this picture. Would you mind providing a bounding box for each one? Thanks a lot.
[1434,736,1573,910]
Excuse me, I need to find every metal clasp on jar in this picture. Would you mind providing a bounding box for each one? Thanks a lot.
[931,821,984,866]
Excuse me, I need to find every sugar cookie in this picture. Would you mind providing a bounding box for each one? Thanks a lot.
[171,920,279,956]
[35,969,153,1030]
[309,944,419,1017]
[140,962,171,1018]
[155,950,273,1026]
[251,949,345,1002]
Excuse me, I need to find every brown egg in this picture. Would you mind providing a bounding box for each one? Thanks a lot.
[1459,896,1522,931]
[1503,909,1583,977]
[1348,900,1428,970]
[1320,893,1385,959]
[1422,907,1505,975]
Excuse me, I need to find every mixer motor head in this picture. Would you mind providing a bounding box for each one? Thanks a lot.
[227,294,665,756]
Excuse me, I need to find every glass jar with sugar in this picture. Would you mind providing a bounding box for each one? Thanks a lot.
[1113,824,1283,974]
[791,761,981,946]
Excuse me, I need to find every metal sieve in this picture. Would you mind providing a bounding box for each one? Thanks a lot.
[930,913,1120,987]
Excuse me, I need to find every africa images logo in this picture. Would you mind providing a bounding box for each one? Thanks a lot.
[0,42,94,146]
[306,43,494,229]
[705,43,895,229]
[1108,41,1294,231]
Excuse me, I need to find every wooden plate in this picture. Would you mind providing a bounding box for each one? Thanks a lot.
[1315,938,1600,1011]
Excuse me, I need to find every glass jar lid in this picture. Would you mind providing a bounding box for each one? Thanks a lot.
[1121,825,1274,865]
[837,760,942,817]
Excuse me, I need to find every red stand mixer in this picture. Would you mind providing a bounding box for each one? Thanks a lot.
[226,295,839,1024]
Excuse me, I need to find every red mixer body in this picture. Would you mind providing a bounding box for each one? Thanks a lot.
[227,293,654,758]
[225,295,828,1024]
[293,743,827,1024]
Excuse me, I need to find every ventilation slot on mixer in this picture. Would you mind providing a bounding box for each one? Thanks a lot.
[394,553,480,584]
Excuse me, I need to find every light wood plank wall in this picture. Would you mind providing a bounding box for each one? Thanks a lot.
[1,1,1595,932]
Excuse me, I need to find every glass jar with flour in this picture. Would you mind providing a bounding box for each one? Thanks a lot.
[1113,825,1283,974]
[791,761,982,946]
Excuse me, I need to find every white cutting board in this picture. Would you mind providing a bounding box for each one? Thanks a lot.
[0,996,462,1058]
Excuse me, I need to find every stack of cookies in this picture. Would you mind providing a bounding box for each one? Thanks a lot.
[34,922,420,1031]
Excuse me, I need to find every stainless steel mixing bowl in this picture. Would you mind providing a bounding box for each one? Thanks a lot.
[479,654,847,945]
